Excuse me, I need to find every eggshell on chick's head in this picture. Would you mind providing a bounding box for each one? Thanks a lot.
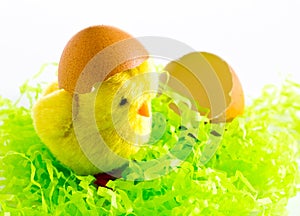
[164,52,244,122]
[58,25,149,93]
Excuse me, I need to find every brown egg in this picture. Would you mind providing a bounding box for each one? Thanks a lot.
[58,25,148,93]
[164,52,244,122]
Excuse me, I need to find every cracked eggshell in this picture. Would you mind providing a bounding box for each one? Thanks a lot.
[58,25,148,93]
[164,52,244,122]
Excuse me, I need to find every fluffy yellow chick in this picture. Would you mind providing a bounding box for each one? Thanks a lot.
[32,61,158,176]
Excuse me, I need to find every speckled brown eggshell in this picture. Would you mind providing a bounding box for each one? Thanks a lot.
[58,25,148,93]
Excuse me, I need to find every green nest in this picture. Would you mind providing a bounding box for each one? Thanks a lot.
[0,65,299,215]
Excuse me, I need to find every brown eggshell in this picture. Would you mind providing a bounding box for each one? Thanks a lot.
[164,52,244,122]
[58,25,148,93]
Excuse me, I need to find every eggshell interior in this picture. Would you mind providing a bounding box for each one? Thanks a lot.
[164,52,244,122]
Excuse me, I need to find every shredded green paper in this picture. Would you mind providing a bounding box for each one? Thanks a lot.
[0,65,300,215]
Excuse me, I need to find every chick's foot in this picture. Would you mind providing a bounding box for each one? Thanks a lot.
[93,168,124,188]
[94,173,117,188]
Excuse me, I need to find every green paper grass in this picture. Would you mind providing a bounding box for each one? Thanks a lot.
[0,65,299,215]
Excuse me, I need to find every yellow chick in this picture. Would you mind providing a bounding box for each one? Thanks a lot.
[32,25,159,179]
[32,61,158,176]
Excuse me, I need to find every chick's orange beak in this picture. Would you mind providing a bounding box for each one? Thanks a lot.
[138,101,150,117]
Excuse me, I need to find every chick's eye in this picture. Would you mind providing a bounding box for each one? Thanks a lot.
[119,97,128,106]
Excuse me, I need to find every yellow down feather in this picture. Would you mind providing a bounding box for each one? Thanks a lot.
[32,61,158,175]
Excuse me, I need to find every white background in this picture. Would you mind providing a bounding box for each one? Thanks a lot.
[0,0,299,214]
[1,0,300,101]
